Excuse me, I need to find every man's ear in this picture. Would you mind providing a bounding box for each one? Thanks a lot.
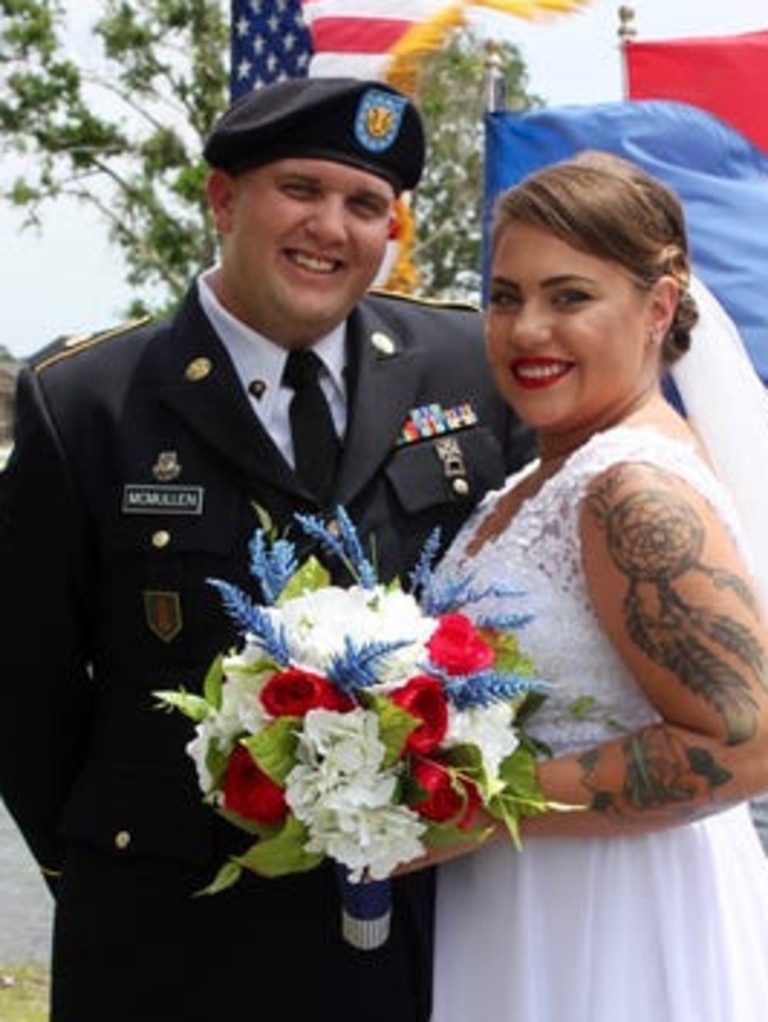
[206,169,237,232]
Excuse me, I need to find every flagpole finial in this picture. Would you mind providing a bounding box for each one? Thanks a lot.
[617,6,637,41]
[483,40,506,113]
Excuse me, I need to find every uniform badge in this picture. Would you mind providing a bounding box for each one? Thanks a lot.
[152,451,182,482]
[355,89,406,153]
[434,436,468,479]
[143,590,183,643]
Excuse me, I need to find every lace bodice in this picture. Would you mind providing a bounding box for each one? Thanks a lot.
[437,426,749,755]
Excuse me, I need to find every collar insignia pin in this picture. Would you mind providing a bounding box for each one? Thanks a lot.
[371,331,396,356]
[185,357,212,382]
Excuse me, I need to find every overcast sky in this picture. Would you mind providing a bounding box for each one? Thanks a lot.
[3,0,767,358]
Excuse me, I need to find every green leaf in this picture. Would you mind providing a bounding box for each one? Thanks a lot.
[202,652,225,708]
[422,817,492,849]
[216,805,276,839]
[251,501,275,536]
[278,555,331,603]
[568,694,598,717]
[242,717,301,786]
[152,688,210,722]
[497,747,543,801]
[196,858,243,896]
[361,692,418,768]
[235,815,323,878]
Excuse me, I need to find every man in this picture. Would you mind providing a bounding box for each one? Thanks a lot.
[0,77,533,1021]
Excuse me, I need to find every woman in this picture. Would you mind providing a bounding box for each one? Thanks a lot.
[423,152,768,1020]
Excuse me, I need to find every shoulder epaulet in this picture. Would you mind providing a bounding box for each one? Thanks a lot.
[33,316,153,374]
[367,287,480,313]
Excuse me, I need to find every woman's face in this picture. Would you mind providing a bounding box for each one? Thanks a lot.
[485,222,676,451]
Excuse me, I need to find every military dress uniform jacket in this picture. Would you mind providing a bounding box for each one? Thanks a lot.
[0,286,534,1022]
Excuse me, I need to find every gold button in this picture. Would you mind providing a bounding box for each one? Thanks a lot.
[114,830,131,850]
[185,357,212,382]
[452,478,470,496]
[152,530,171,549]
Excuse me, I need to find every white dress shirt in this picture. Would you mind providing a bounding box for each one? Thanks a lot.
[197,269,347,467]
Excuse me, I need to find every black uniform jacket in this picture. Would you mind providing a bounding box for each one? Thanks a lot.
[0,286,534,1021]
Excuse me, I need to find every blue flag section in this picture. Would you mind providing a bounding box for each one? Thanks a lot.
[230,0,312,99]
[483,101,768,384]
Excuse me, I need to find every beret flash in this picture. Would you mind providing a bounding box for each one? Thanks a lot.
[203,77,425,194]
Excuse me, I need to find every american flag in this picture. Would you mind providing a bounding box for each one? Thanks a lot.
[300,1,454,79]
[230,0,313,99]
[230,2,591,99]
[229,0,454,99]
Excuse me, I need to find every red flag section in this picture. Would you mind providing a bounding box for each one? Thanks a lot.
[624,29,768,156]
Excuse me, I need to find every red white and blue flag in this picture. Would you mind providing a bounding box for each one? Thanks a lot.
[230,0,312,98]
[229,0,452,98]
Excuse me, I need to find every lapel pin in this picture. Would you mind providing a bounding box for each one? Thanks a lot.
[152,451,182,482]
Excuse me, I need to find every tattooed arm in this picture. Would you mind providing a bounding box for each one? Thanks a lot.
[523,460,768,838]
[395,459,768,871]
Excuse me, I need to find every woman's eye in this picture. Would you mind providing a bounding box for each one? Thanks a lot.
[488,290,520,309]
[554,289,590,308]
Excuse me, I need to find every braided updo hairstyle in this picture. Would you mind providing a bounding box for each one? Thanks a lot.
[491,150,698,365]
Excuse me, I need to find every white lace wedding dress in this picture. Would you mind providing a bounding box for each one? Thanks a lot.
[431,426,768,1022]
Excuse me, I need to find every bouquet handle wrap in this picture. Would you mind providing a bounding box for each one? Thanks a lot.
[335,865,392,951]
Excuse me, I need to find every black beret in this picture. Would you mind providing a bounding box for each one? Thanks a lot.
[203,77,425,194]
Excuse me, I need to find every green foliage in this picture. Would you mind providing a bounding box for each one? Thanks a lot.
[0,0,227,314]
[413,29,542,302]
[0,4,538,318]
[235,812,323,879]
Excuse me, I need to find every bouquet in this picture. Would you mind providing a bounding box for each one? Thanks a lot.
[156,508,551,950]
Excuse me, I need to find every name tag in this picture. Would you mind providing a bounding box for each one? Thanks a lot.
[122,484,204,515]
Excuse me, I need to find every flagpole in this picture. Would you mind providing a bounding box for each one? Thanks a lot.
[617,5,637,100]
[483,40,506,114]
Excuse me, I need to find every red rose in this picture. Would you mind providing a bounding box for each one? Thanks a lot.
[221,744,287,825]
[260,667,353,717]
[426,613,494,676]
[409,758,481,830]
[390,676,448,754]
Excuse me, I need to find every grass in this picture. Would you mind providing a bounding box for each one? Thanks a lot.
[0,963,50,1021]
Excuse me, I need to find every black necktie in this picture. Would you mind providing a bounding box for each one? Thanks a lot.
[283,349,340,503]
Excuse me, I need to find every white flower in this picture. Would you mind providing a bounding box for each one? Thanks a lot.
[259,585,436,689]
[186,657,272,794]
[444,701,520,778]
[286,707,390,815]
[284,707,426,879]
[307,804,426,880]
